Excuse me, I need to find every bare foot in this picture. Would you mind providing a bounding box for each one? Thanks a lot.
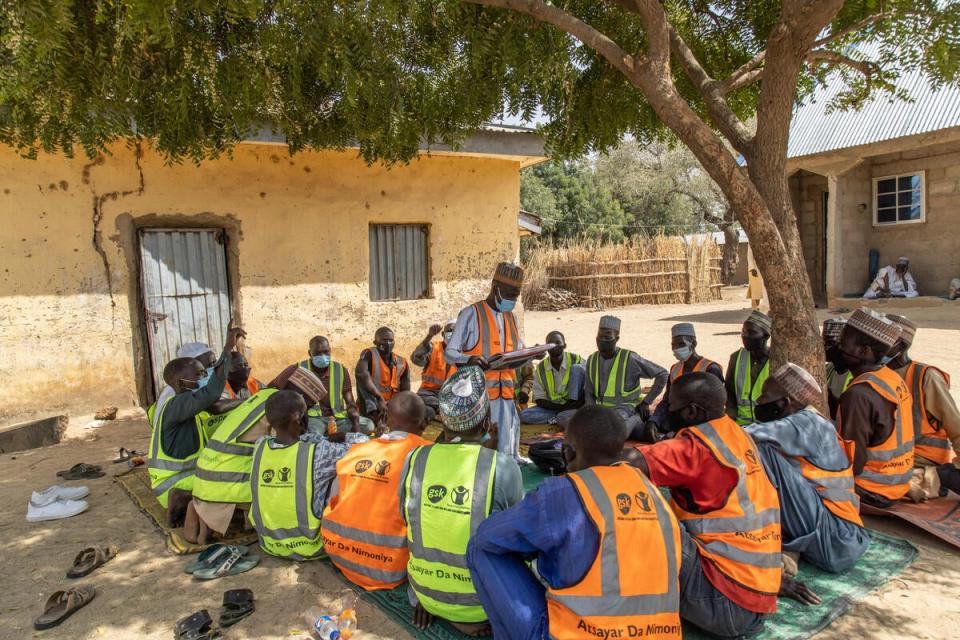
[451,621,492,637]
[412,603,434,630]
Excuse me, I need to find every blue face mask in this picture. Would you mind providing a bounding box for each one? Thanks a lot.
[194,373,211,389]
[312,354,331,369]
[205,366,215,378]
[496,287,517,313]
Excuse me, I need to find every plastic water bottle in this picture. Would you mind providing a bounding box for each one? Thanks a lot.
[302,609,341,640]
[327,416,338,435]
[338,591,359,639]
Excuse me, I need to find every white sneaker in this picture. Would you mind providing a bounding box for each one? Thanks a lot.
[26,499,89,522]
[515,455,534,466]
[31,485,90,507]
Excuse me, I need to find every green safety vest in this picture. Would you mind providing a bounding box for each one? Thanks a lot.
[826,363,854,396]
[733,348,771,425]
[403,444,496,623]
[193,389,278,505]
[248,438,323,560]
[298,360,347,419]
[535,352,583,403]
[587,349,643,408]
[147,394,208,508]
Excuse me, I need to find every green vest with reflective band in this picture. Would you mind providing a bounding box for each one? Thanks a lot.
[535,352,583,403]
[733,348,771,425]
[249,438,323,560]
[148,395,208,508]
[403,444,496,623]
[193,389,278,505]
[587,349,643,408]
[299,360,347,419]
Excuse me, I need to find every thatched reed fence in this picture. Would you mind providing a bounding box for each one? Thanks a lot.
[524,236,722,310]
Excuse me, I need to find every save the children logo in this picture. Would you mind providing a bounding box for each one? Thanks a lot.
[375,460,391,476]
[635,490,652,512]
[451,485,470,506]
[427,485,447,503]
[616,493,632,515]
[261,469,275,484]
[278,467,291,482]
[354,459,373,474]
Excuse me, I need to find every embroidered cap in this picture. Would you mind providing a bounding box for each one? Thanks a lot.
[846,307,902,348]
[671,323,696,339]
[599,315,621,332]
[896,256,910,266]
[772,363,822,408]
[493,262,525,287]
[885,314,917,346]
[439,367,490,432]
[745,310,772,334]
[821,318,847,340]
[269,364,327,406]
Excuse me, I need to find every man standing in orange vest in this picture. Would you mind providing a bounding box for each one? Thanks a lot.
[356,327,411,427]
[411,319,456,423]
[446,262,528,463]
[467,405,682,640]
[624,373,819,637]
[829,308,915,508]
[322,391,432,590]
[886,314,960,498]
[746,363,869,573]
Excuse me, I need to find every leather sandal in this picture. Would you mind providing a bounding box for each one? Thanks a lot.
[33,585,96,630]
[67,544,118,579]
[174,609,222,640]
[219,588,255,627]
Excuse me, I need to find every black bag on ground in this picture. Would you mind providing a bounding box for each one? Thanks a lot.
[528,438,566,475]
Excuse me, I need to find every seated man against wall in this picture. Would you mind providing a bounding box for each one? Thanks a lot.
[248,387,368,561]
[220,350,264,401]
[886,314,960,498]
[410,321,455,423]
[322,392,432,590]
[519,331,585,427]
[863,256,919,299]
[399,367,523,636]
[746,363,870,573]
[297,335,373,434]
[356,327,411,427]
[468,405,683,640]
[148,327,246,527]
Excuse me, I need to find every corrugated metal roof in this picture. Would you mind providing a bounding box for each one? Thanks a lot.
[788,45,960,159]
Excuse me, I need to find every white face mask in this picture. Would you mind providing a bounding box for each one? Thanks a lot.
[673,346,693,362]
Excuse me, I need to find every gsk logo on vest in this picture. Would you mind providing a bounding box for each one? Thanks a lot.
[427,485,447,503]
[261,469,275,484]
[616,492,653,515]
[355,459,373,474]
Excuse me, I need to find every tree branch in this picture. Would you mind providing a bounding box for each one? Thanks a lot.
[806,49,879,78]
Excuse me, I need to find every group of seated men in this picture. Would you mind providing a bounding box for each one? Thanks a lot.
[146,281,958,638]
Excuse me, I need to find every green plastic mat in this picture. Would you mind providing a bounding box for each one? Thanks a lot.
[351,466,918,640]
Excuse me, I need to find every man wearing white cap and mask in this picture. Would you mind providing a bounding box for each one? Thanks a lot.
[864,256,918,299]
[411,319,457,422]
[830,308,916,508]
[446,262,530,463]
[649,323,723,434]
[746,363,870,572]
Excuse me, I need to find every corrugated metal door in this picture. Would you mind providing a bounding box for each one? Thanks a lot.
[139,229,231,395]
[368,224,430,301]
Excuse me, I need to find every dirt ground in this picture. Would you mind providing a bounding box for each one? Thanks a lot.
[3,288,960,639]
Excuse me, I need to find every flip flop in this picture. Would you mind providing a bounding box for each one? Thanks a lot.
[192,547,260,581]
[174,609,223,640]
[33,585,96,630]
[219,588,255,628]
[67,545,118,579]
[183,544,249,574]
[112,448,146,464]
[56,463,105,480]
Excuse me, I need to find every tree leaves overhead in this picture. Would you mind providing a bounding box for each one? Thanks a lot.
[1,0,958,162]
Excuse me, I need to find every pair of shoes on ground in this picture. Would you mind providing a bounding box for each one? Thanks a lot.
[57,462,105,480]
[27,485,90,522]
[32,544,118,630]
[184,544,260,581]
[176,590,255,639]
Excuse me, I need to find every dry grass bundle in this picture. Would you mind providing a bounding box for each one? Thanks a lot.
[523,236,721,310]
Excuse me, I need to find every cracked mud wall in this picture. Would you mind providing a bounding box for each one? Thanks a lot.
[0,143,521,423]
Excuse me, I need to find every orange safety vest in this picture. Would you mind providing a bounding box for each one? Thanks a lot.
[668,356,719,383]
[671,417,782,600]
[322,433,431,590]
[840,367,916,501]
[364,349,409,402]
[797,429,863,527]
[547,465,682,640]
[419,342,456,392]
[903,362,954,465]
[223,378,263,400]
[464,301,520,401]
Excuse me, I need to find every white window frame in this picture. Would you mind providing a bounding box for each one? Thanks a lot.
[872,171,925,227]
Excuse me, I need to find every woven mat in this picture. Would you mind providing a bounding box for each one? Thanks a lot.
[113,465,257,555]
[866,493,960,550]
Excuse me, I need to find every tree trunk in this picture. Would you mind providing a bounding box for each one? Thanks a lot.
[719,224,740,285]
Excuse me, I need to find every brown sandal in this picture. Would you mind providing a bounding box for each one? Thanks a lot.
[67,545,118,579]
[33,585,96,630]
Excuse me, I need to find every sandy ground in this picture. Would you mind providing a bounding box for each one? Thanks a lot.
[3,287,960,639]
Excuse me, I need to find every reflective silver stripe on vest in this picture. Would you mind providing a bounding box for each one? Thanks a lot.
[547,467,678,616]
[225,396,271,443]
[408,574,482,606]
[422,375,445,386]
[683,422,781,544]
[917,436,952,450]
[250,441,319,540]
[152,469,194,496]
[148,395,174,465]
[859,468,914,485]
[205,440,255,456]
[148,458,198,472]
[322,519,408,549]
[701,540,782,568]
[588,350,640,406]
[910,364,950,449]
[406,445,495,569]
[330,362,345,415]
[370,350,404,394]
[330,554,408,584]
[194,469,250,483]
[857,373,913,468]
